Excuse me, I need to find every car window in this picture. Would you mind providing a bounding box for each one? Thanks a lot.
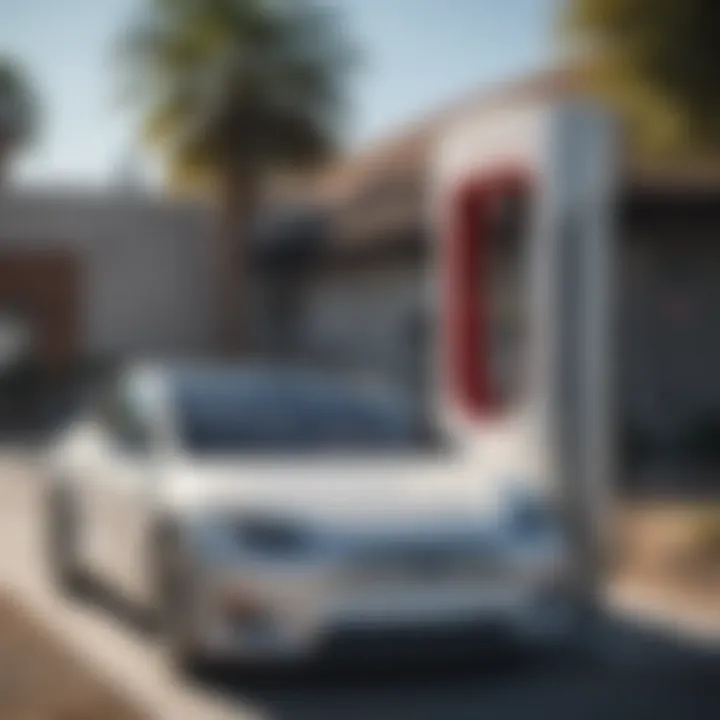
[174,371,416,454]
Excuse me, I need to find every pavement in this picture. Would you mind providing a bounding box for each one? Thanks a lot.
[1,447,719,720]
[611,581,720,647]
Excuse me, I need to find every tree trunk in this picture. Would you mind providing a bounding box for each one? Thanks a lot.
[216,166,261,357]
[0,143,9,190]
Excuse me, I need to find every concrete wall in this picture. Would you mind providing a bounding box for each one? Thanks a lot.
[0,190,217,362]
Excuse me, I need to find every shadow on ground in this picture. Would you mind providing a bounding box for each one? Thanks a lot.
[66,562,720,720]
[195,619,720,720]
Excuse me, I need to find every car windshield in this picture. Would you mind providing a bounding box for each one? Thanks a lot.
[173,370,418,454]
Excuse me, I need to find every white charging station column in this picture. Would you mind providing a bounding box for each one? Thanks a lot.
[435,100,617,605]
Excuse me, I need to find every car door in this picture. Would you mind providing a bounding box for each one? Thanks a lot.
[80,375,158,601]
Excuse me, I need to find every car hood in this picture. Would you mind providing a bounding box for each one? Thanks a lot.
[158,455,529,533]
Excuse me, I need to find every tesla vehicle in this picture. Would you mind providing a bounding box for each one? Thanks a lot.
[45,364,574,670]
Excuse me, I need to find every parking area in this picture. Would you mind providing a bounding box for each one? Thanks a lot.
[0,449,718,719]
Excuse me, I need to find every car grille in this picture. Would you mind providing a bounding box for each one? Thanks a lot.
[345,542,504,585]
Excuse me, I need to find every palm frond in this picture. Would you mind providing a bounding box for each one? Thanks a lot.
[120,0,357,191]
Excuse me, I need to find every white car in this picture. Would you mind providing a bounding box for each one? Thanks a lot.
[46,363,576,671]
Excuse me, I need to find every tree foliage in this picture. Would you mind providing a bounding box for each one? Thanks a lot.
[121,0,355,194]
[0,57,38,169]
[564,0,720,157]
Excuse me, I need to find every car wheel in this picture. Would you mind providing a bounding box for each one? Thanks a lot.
[154,524,212,676]
[46,483,87,597]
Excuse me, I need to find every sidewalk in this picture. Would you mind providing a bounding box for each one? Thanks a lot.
[0,593,147,720]
[610,579,720,646]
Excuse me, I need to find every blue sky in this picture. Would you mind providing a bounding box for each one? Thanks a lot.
[0,0,558,186]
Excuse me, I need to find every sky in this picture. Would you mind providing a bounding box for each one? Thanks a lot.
[0,0,558,187]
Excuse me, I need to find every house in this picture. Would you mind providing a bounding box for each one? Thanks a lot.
[0,188,216,373]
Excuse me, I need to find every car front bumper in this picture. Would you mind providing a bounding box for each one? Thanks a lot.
[187,552,574,662]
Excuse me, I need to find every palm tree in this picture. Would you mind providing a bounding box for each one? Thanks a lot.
[0,58,38,187]
[121,0,355,352]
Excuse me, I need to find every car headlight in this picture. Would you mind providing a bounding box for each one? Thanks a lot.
[194,513,317,560]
